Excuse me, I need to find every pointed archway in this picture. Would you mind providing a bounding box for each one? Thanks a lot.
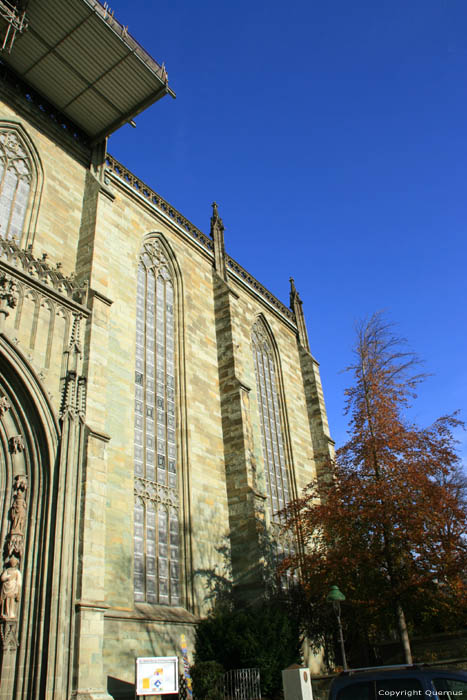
[0,333,59,699]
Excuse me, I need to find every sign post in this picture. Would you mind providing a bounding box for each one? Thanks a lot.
[135,656,179,697]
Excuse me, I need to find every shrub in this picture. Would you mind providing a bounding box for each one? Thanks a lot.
[194,596,301,698]
[191,660,224,700]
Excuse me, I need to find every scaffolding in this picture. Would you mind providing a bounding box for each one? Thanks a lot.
[0,0,28,54]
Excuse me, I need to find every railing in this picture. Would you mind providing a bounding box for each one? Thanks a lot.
[226,256,295,322]
[105,155,296,323]
[105,154,214,255]
[0,0,28,53]
[84,0,172,88]
[222,668,261,700]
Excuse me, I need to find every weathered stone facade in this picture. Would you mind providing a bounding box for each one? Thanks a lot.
[0,5,334,699]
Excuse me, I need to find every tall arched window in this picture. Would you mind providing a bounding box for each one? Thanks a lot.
[251,318,290,522]
[133,239,180,606]
[0,128,33,242]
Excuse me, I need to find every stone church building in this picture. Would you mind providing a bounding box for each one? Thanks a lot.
[0,0,333,697]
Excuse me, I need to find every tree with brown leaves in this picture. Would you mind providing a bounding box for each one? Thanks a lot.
[282,313,467,666]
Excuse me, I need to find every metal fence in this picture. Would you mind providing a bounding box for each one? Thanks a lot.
[222,668,261,700]
[178,667,261,700]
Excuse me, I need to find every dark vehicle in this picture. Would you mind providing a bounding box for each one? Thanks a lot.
[329,665,467,700]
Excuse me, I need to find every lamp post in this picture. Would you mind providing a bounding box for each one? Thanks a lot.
[327,584,348,671]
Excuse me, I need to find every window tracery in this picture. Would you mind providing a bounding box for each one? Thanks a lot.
[0,129,33,242]
[133,239,180,606]
[251,319,290,521]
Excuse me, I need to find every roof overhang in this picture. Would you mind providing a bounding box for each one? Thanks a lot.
[0,0,175,144]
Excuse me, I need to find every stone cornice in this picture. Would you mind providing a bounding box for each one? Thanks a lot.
[86,426,111,443]
[0,239,89,315]
[237,380,251,393]
[105,154,298,330]
[104,157,215,263]
[226,256,296,328]
[75,600,110,612]
[88,288,113,308]
[104,604,198,625]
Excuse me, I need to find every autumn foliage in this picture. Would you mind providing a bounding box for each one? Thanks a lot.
[282,314,467,664]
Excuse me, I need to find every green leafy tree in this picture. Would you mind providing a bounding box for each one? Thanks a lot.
[282,313,467,666]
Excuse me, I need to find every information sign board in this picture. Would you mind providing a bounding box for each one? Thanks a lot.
[135,656,179,696]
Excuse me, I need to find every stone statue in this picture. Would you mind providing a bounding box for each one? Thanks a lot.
[7,533,23,557]
[14,474,27,492]
[0,557,22,619]
[10,489,27,535]
[0,273,17,309]
[0,395,11,415]
[9,435,25,454]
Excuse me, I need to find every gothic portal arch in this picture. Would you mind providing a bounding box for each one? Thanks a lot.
[0,334,59,699]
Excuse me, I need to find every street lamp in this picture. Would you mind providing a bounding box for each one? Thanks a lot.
[327,584,348,671]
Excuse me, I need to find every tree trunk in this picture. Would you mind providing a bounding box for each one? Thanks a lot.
[396,601,413,664]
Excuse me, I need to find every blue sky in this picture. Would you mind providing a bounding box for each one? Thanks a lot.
[107,0,467,461]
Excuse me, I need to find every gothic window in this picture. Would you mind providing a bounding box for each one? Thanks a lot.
[133,239,180,606]
[0,129,33,242]
[251,319,290,522]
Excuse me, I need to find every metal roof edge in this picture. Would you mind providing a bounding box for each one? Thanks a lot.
[91,84,172,145]
[81,0,176,95]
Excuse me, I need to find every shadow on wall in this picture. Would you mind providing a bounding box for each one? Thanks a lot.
[104,542,197,700]
[192,535,233,608]
[105,516,291,700]
[106,521,294,699]
[107,676,135,699]
[192,518,293,607]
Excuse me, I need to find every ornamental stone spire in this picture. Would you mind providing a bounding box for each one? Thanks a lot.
[210,201,227,281]
[289,277,310,352]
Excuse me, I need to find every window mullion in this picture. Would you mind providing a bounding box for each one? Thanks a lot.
[258,345,271,502]
[5,169,20,238]
[0,156,7,199]
[134,245,180,607]
[0,132,33,242]
[163,277,171,604]
[262,348,274,515]
[265,352,280,519]
[156,268,161,603]
[269,366,285,514]
[252,325,289,527]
